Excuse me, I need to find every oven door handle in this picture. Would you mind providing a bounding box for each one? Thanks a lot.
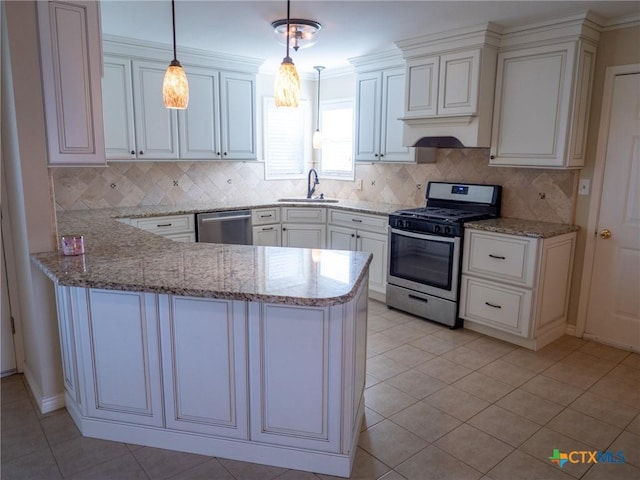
[390,228,457,243]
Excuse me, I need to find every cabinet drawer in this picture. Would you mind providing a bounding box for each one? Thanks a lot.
[460,275,532,337]
[463,230,537,287]
[328,209,387,234]
[131,214,195,235]
[252,208,280,226]
[281,207,326,224]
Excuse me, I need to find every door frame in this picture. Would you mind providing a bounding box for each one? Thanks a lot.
[575,63,640,338]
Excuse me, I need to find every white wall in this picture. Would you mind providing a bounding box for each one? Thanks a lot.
[3,0,63,412]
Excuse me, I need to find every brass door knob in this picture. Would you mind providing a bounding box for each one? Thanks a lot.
[599,229,612,239]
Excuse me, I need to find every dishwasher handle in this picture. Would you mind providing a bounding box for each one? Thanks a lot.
[200,214,251,222]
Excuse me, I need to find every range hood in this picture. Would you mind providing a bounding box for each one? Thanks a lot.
[402,116,492,149]
[413,136,465,148]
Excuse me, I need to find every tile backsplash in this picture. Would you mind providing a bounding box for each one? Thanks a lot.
[53,148,578,224]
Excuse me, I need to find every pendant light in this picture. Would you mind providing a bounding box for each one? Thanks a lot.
[163,0,189,109]
[312,66,325,149]
[274,0,300,108]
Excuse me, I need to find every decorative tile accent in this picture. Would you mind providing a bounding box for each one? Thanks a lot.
[52,149,578,223]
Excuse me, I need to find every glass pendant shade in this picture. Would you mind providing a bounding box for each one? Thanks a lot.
[312,130,323,149]
[275,57,300,107]
[163,60,189,109]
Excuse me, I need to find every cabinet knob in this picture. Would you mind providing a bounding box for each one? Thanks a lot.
[374,153,378,157]
[351,233,355,237]
[380,154,384,158]
[139,150,144,155]
[282,227,286,231]
[130,150,135,155]
[223,152,227,156]
[490,154,495,160]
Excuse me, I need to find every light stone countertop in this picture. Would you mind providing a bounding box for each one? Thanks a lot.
[464,217,579,238]
[31,200,407,306]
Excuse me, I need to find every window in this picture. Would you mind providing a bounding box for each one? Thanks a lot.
[318,99,354,180]
[263,97,309,179]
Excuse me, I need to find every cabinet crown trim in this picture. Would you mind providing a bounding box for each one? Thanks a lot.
[103,34,263,72]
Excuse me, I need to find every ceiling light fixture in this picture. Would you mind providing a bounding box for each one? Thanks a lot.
[312,66,325,149]
[274,0,300,108]
[163,0,188,109]
[271,18,322,51]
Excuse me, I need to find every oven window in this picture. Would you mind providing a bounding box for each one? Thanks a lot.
[389,232,454,290]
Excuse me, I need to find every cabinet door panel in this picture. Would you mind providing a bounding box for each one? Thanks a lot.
[327,225,357,251]
[380,69,412,161]
[55,287,80,404]
[490,43,574,167]
[249,304,342,452]
[37,1,105,165]
[358,230,388,295]
[102,57,136,160]
[79,290,163,426]
[354,73,381,161]
[439,49,480,115]
[282,224,326,248]
[220,72,256,160]
[160,297,248,438]
[252,225,282,246]
[405,57,439,118]
[179,68,221,159]
[132,61,179,159]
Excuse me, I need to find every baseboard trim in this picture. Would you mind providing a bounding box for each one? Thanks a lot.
[565,325,577,337]
[23,366,66,414]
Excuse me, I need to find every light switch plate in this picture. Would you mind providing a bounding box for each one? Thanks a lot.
[579,179,590,196]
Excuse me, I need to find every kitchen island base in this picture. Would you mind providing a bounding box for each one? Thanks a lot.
[55,282,368,478]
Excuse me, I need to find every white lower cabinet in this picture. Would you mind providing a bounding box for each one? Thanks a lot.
[77,289,164,426]
[281,207,327,249]
[327,209,388,299]
[252,208,282,246]
[248,303,342,452]
[460,229,576,349]
[129,214,196,242]
[56,283,368,477]
[159,296,249,438]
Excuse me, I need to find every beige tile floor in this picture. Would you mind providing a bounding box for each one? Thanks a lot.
[2,299,639,479]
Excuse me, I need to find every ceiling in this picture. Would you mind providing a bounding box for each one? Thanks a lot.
[100,1,640,76]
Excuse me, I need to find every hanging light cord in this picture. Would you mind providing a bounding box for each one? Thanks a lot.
[316,68,321,129]
[171,0,178,62]
[285,0,291,60]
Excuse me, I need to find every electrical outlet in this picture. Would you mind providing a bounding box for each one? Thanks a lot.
[579,179,590,196]
[356,178,363,190]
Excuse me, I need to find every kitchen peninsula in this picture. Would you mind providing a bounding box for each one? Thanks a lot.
[31,207,372,478]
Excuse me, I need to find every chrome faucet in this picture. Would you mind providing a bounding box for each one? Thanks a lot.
[307,168,320,199]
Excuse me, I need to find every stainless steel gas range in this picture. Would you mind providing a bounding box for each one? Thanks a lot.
[386,182,502,328]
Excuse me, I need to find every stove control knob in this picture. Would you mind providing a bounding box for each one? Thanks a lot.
[434,225,441,234]
[444,226,451,235]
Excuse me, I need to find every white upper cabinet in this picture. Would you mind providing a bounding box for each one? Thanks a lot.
[404,49,481,118]
[489,13,599,168]
[102,36,259,161]
[219,71,256,160]
[37,1,106,166]
[352,54,414,162]
[490,39,597,168]
[103,56,179,160]
[395,24,501,148]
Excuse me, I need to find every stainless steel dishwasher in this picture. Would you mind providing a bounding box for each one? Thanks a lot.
[196,210,253,245]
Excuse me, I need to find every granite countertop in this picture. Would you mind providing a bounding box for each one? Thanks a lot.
[464,217,579,238]
[30,199,405,306]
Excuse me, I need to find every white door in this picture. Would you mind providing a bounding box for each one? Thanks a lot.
[220,72,256,160]
[380,68,412,161]
[584,70,640,350]
[102,56,136,160]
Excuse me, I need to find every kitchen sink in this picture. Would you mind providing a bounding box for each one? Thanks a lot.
[277,198,339,203]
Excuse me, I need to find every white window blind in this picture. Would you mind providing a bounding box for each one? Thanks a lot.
[264,97,309,179]
[318,99,354,179]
